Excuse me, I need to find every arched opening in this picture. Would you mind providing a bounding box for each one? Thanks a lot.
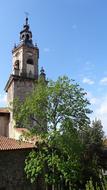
[27,59,33,65]
[26,34,29,40]
[14,60,19,70]
[22,34,25,40]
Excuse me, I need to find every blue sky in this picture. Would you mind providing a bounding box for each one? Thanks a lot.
[0,0,107,133]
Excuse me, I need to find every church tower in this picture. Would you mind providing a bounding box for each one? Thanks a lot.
[5,17,39,138]
[5,17,39,103]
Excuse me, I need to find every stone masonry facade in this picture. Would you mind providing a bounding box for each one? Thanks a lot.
[0,149,37,190]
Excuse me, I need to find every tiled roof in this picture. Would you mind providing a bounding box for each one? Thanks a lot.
[0,108,10,114]
[0,136,34,150]
[16,128,29,133]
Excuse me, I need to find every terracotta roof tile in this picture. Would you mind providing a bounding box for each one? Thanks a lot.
[16,128,29,133]
[0,136,34,150]
[0,108,10,113]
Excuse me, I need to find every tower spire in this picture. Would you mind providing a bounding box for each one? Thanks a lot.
[19,15,34,47]
[26,17,28,25]
[25,12,29,25]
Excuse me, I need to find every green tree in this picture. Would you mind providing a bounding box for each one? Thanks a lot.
[13,76,91,132]
[86,176,107,190]
[79,119,105,189]
[13,76,104,189]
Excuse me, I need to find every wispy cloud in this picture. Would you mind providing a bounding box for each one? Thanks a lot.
[95,96,107,116]
[100,77,107,85]
[93,95,107,134]
[90,97,98,105]
[85,60,91,65]
[82,77,95,85]
[72,24,77,30]
[0,94,7,105]
[86,92,98,105]
[84,60,95,72]
[43,48,50,53]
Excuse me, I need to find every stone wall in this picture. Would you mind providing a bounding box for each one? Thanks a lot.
[14,78,35,102]
[0,113,9,137]
[0,149,44,190]
[6,76,36,138]
[6,79,14,107]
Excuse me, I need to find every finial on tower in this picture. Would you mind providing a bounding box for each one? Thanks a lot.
[25,12,29,25]
[26,17,28,25]
[40,67,46,80]
[40,67,45,74]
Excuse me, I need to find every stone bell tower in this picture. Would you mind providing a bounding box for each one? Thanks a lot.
[5,17,39,104]
[5,17,39,138]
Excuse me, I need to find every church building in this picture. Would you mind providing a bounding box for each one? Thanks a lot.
[0,17,47,190]
[0,17,45,139]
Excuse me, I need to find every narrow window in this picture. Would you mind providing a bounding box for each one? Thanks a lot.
[27,59,33,65]
[14,60,19,70]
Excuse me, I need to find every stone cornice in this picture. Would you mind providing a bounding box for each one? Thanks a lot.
[4,74,36,92]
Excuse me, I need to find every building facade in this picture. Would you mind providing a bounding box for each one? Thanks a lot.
[0,136,38,190]
[0,18,46,190]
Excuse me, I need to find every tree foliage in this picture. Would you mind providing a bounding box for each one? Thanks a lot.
[86,177,107,190]
[13,76,91,132]
[78,119,105,188]
[13,76,105,189]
